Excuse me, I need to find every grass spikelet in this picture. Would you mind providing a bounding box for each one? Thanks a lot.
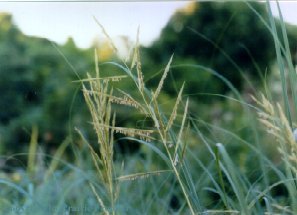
[93,124,154,142]
[83,90,143,110]
[93,17,118,56]
[175,98,189,156]
[117,89,148,114]
[258,118,279,133]
[276,103,295,146]
[116,170,172,181]
[113,126,153,141]
[135,46,145,92]
[131,26,140,70]
[254,94,297,174]
[166,82,185,132]
[110,95,138,108]
[153,54,174,102]
[252,94,274,116]
[89,183,110,215]
[73,75,128,83]
[128,27,145,91]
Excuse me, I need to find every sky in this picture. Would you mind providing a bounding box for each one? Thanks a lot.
[0,1,296,49]
[0,1,188,48]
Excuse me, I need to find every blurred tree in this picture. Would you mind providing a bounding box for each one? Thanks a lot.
[143,1,297,99]
[0,13,93,153]
[0,13,30,124]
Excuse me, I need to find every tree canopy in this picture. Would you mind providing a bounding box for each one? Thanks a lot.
[143,2,297,98]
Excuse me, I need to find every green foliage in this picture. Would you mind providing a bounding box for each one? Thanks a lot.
[143,2,296,98]
[0,13,95,154]
[2,2,297,214]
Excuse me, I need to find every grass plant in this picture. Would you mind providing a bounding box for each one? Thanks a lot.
[2,1,297,214]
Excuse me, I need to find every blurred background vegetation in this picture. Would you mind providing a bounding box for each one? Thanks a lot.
[0,0,297,191]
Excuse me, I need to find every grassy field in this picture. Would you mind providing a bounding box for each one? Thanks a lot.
[1,1,297,215]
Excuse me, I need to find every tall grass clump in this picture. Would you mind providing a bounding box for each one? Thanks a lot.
[76,21,204,213]
[250,0,297,213]
[75,1,297,214]
[77,50,121,214]
[3,1,297,214]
